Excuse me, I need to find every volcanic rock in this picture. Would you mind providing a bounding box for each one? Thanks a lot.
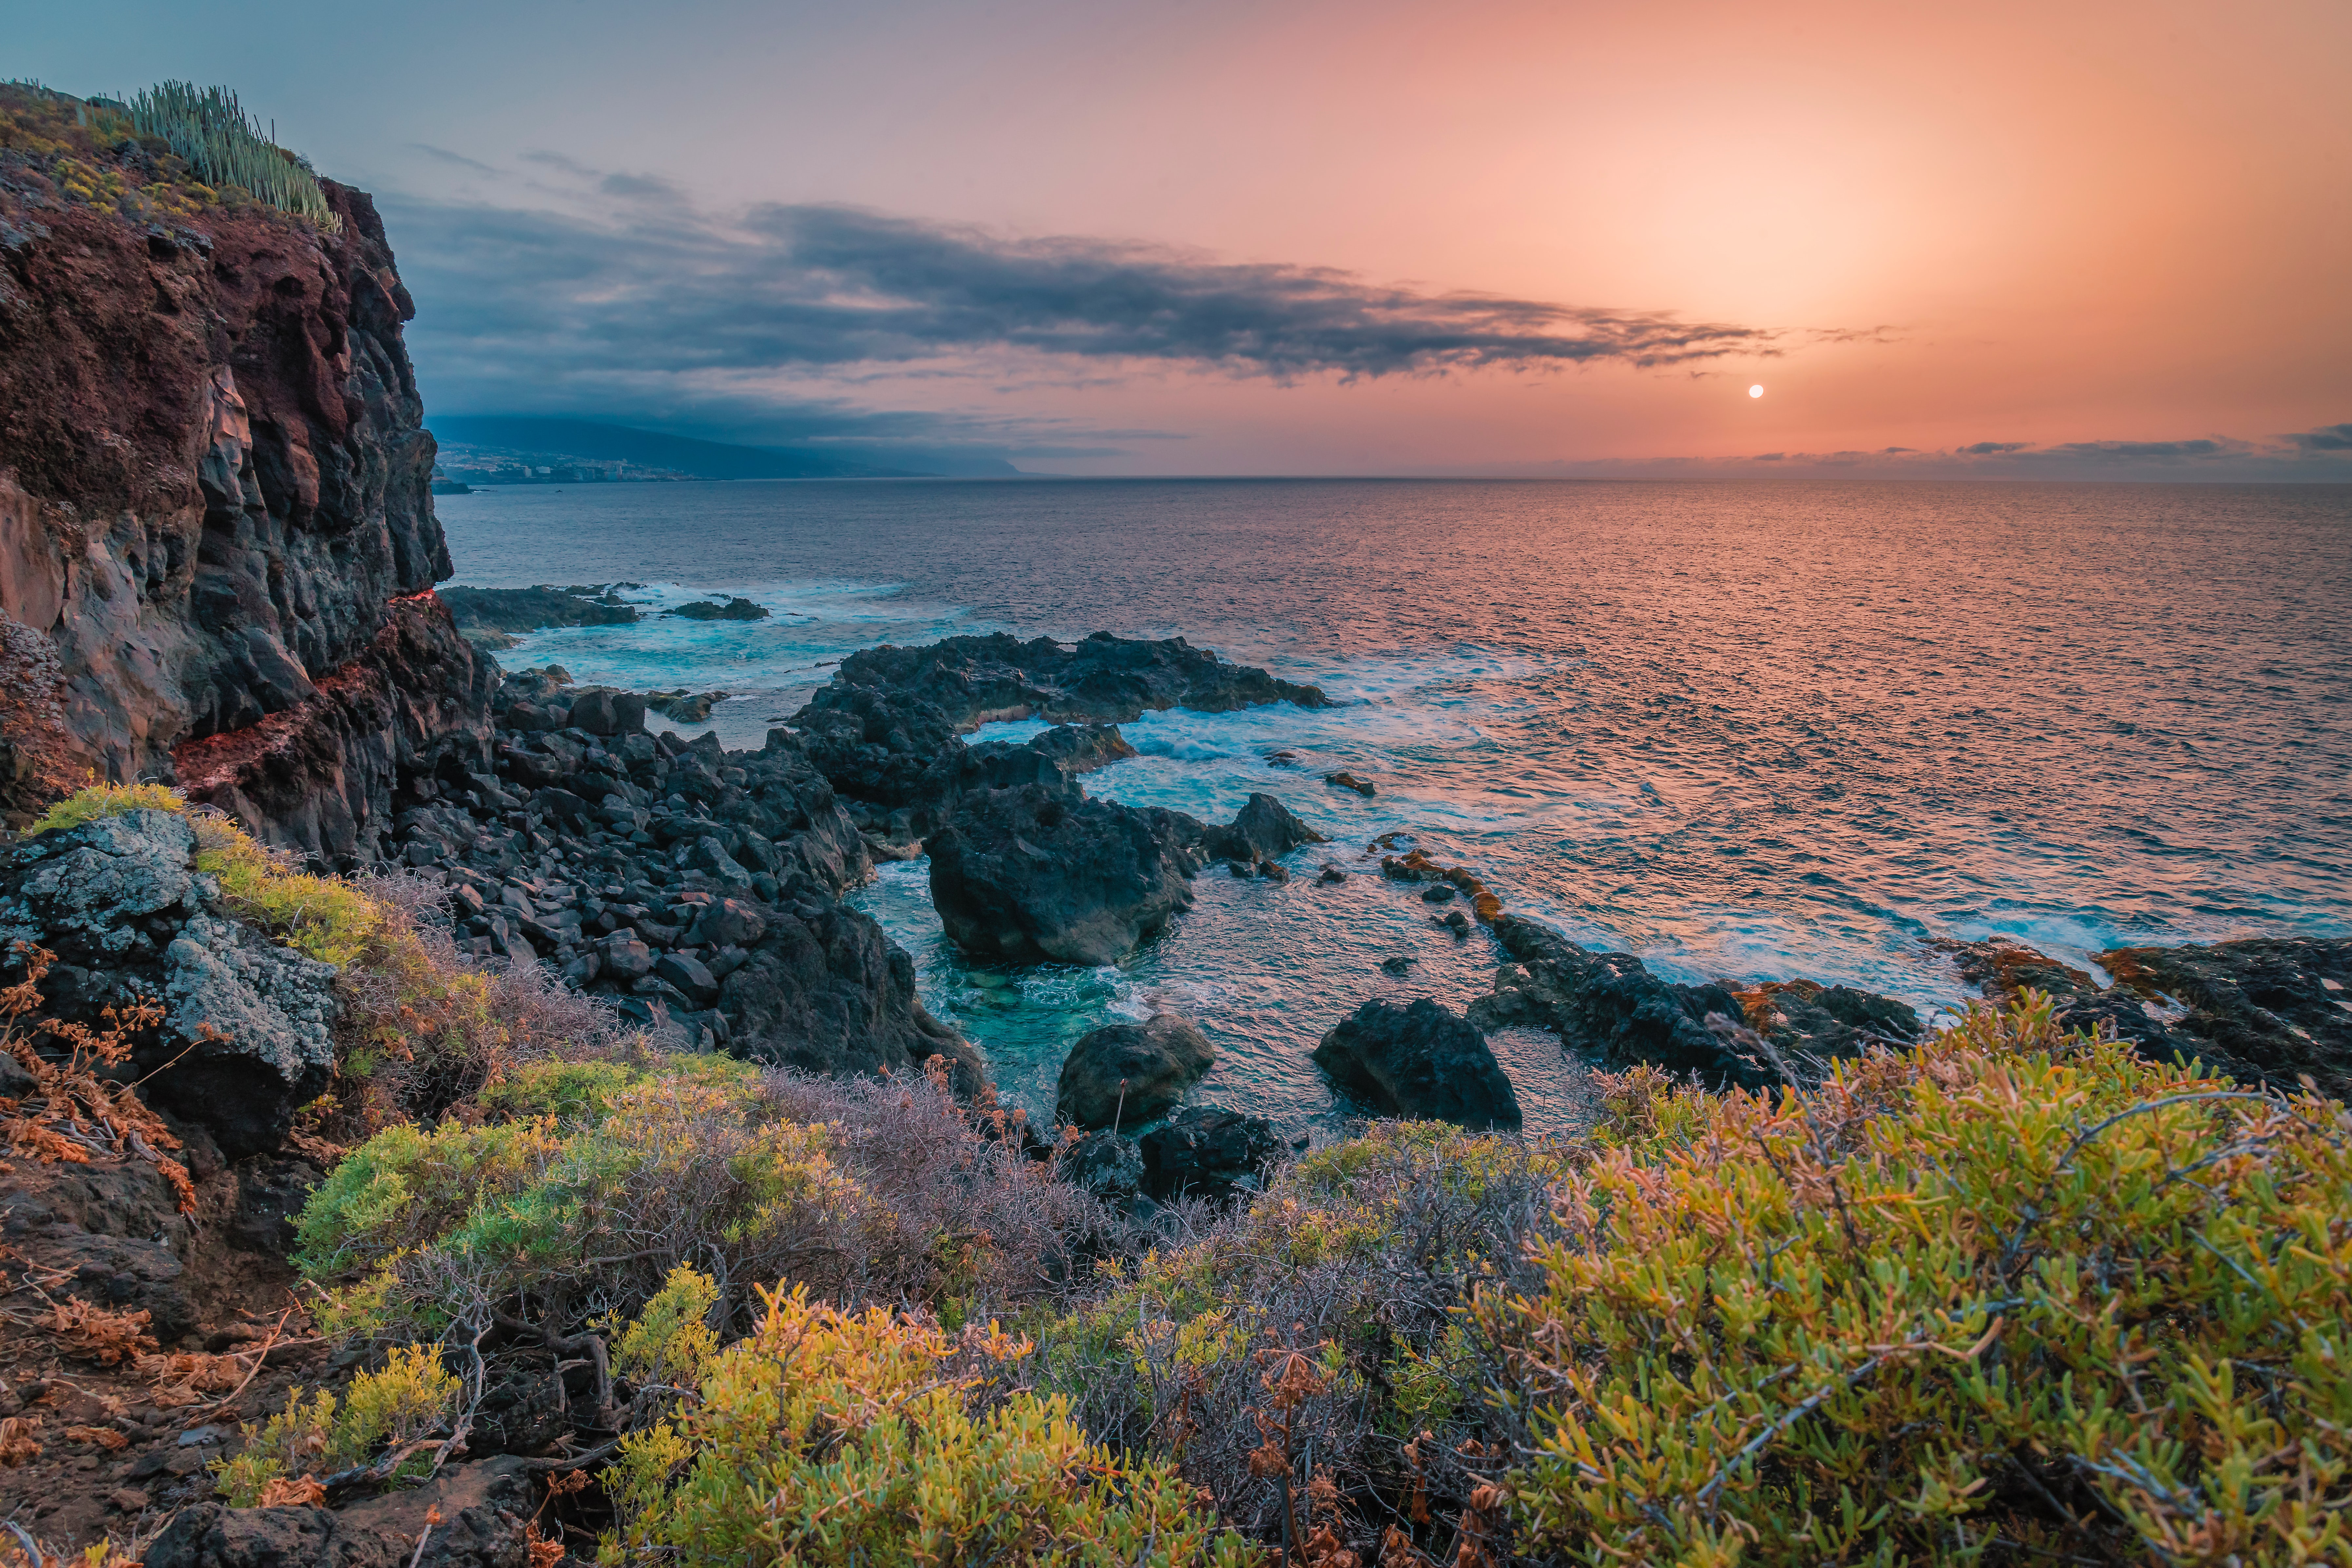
[144,1454,537,1568]
[927,784,1200,966]
[1469,914,1772,1087]
[1730,978,1923,1059]
[1061,1129,1145,1203]
[2100,938,2352,1097]
[1057,1013,1216,1129]
[0,809,336,1154]
[1139,1105,1282,1201]
[439,584,639,636]
[1314,998,1520,1127]
[666,596,768,621]
[0,166,489,860]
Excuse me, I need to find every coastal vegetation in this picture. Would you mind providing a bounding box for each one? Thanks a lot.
[0,79,338,232]
[11,785,2335,1563]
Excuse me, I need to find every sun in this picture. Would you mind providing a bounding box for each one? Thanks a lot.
[1748,384,1764,399]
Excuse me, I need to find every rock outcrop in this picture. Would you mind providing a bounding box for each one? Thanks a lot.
[0,809,336,1154]
[1948,935,2352,1098]
[0,123,480,862]
[383,669,983,1087]
[1057,1013,1215,1129]
[145,1454,538,1568]
[1471,915,1768,1086]
[1313,997,1520,1127]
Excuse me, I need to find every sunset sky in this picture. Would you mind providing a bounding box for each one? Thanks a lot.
[20,0,2352,475]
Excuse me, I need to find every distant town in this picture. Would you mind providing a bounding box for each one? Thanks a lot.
[430,441,708,490]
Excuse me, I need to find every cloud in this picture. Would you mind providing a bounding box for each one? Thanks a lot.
[2285,421,2352,452]
[2040,437,2244,461]
[376,164,1786,458]
[1430,426,2352,481]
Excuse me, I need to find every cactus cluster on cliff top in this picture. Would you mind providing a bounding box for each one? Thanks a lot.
[124,80,339,233]
[0,79,339,234]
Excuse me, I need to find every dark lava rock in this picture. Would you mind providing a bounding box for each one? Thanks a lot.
[1061,1128,1145,1203]
[666,595,770,621]
[0,809,336,1155]
[143,1455,536,1568]
[1319,865,1347,885]
[654,690,730,723]
[825,631,1328,731]
[2101,939,2352,1097]
[440,583,639,634]
[1380,955,1414,975]
[1199,792,1327,866]
[1469,914,1772,1088]
[1937,934,2352,1096]
[1732,979,1922,1059]
[928,785,1200,966]
[1140,1106,1282,1201]
[1937,938,2098,1000]
[1422,884,1456,903]
[1057,1013,1216,1129]
[1325,772,1376,797]
[1314,998,1521,1128]
[720,892,985,1092]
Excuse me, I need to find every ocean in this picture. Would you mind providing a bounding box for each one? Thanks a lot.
[436,478,2352,1135]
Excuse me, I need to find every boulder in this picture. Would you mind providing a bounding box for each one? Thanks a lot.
[927,785,1198,966]
[142,1455,536,1568]
[1201,792,1326,865]
[160,916,339,1156]
[1061,1128,1144,1203]
[1139,1105,1282,1201]
[1056,1013,1215,1129]
[1313,998,1520,1127]
[1469,914,1771,1088]
[0,809,337,1156]
[686,896,769,948]
[719,893,986,1092]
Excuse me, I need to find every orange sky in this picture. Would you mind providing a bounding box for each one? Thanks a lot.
[23,0,2352,471]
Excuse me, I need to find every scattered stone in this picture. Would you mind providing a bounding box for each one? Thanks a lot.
[1324,772,1376,797]
[1422,884,1456,903]
[1439,910,1471,936]
[1057,1014,1216,1129]
[1380,955,1414,975]
[1318,865,1346,885]
[108,1488,147,1513]
[1313,998,1521,1128]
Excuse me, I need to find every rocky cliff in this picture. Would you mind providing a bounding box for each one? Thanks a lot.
[0,86,485,864]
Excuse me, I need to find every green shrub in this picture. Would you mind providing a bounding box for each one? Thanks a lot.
[23,782,187,836]
[602,1283,1257,1567]
[1485,995,2352,1567]
[210,1344,459,1503]
[297,1065,867,1345]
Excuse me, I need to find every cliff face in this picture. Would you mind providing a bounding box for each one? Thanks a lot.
[0,116,488,865]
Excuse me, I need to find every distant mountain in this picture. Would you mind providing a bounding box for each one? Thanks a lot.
[425,417,1022,479]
